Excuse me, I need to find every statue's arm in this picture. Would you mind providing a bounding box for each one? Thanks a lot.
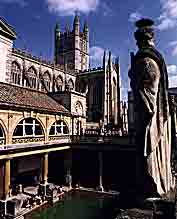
[136,57,160,116]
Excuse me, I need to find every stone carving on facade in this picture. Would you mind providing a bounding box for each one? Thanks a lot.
[75,101,83,116]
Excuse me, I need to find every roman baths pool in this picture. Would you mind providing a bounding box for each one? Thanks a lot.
[25,190,119,219]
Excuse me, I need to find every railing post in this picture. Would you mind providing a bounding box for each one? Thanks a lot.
[98,151,104,192]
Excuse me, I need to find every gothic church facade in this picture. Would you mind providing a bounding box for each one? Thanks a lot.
[0,15,126,132]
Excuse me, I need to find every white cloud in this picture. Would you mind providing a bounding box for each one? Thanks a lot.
[46,0,99,16]
[157,17,176,30]
[167,64,177,76]
[167,64,177,87]
[128,12,142,23]
[168,41,177,56]
[90,46,105,61]
[1,0,27,7]
[169,76,177,88]
[121,87,128,101]
[101,2,112,17]
[89,46,116,67]
[157,0,177,30]
[168,40,177,46]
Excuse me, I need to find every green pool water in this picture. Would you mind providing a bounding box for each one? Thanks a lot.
[25,191,119,219]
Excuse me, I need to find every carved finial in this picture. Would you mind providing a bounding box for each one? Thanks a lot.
[83,21,88,32]
[55,22,60,32]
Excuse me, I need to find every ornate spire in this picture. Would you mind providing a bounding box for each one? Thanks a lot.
[103,50,106,69]
[108,51,111,65]
[115,56,119,65]
[83,21,88,32]
[55,22,60,32]
[73,11,80,33]
[65,24,70,34]
[73,12,80,25]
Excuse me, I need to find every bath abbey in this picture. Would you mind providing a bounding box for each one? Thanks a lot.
[0,15,129,217]
[1,13,176,218]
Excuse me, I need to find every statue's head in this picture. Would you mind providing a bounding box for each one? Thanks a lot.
[134,18,155,49]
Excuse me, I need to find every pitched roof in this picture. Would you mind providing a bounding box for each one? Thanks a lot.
[0,83,69,114]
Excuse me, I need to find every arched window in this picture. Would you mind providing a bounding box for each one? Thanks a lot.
[0,125,5,145]
[11,61,21,85]
[75,101,83,116]
[13,118,43,137]
[41,71,51,92]
[68,78,74,91]
[27,66,38,89]
[56,75,63,91]
[113,77,117,117]
[49,120,69,135]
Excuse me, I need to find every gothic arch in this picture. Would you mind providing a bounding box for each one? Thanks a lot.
[68,78,74,91]
[56,75,63,91]
[11,61,21,85]
[28,66,37,75]
[12,60,21,71]
[75,101,83,116]
[113,77,116,86]
[26,66,38,89]
[0,119,7,143]
[41,71,51,91]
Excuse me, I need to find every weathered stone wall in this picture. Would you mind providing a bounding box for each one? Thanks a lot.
[11,52,76,92]
[0,35,13,83]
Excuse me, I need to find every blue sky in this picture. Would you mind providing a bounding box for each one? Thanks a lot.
[1,0,177,100]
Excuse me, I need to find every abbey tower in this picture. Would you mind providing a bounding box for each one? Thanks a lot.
[54,14,89,72]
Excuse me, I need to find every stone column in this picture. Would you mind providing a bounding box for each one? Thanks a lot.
[41,153,48,185]
[0,159,11,217]
[98,152,104,192]
[64,150,72,189]
[39,153,48,198]
[3,159,11,200]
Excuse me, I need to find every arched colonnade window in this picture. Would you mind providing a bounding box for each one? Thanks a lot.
[13,118,43,137]
[49,120,69,135]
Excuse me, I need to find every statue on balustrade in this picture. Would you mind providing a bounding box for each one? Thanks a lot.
[128,18,176,199]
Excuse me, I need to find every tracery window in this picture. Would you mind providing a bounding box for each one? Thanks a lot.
[68,78,74,91]
[41,71,51,92]
[13,118,43,137]
[27,66,38,89]
[113,77,117,116]
[11,61,21,85]
[49,120,69,135]
[75,101,83,116]
[56,75,63,91]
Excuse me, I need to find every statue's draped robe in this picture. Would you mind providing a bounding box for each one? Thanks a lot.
[130,47,175,196]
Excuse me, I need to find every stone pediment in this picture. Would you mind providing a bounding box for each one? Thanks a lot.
[0,17,16,40]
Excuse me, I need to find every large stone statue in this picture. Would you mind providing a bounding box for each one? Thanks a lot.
[129,18,175,198]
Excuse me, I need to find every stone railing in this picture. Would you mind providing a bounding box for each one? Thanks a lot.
[49,135,71,144]
[48,135,71,143]
[71,135,131,146]
[12,136,45,144]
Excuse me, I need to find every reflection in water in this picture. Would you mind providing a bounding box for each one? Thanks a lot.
[25,191,118,219]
